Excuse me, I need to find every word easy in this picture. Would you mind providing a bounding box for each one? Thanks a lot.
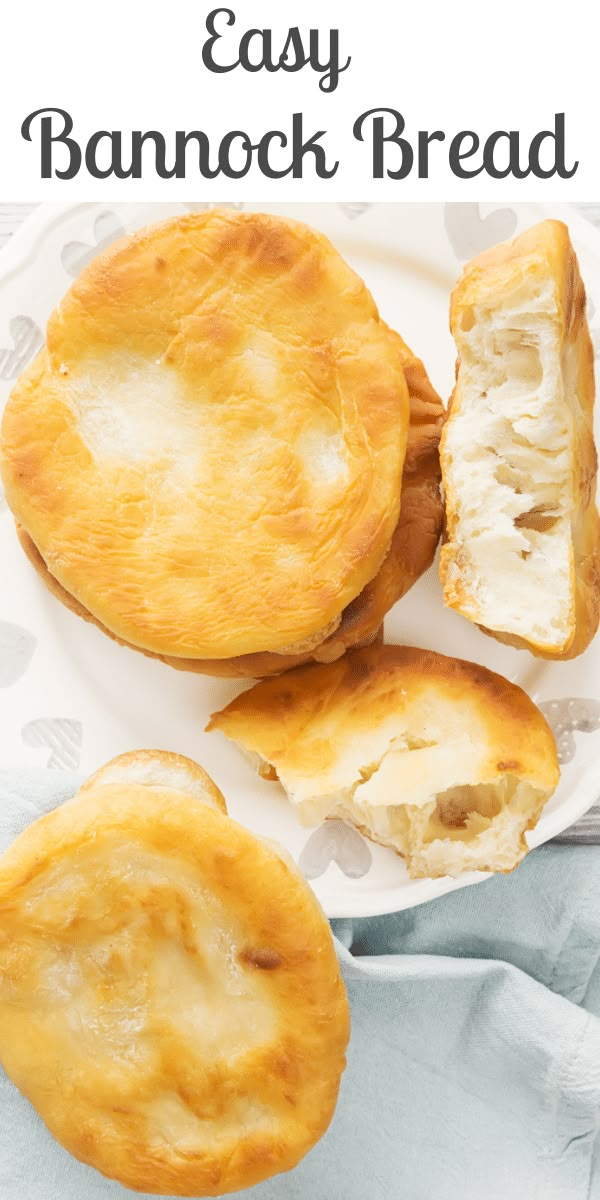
[202,7,350,94]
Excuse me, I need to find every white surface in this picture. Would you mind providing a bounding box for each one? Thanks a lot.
[1,201,600,917]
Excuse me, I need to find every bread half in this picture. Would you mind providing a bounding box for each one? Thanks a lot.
[440,219,600,658]
[208,644,560,879]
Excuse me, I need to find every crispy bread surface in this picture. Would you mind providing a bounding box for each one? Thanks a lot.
[0,753,349,1195]
[14,334,443,676]
[1,210,410,659]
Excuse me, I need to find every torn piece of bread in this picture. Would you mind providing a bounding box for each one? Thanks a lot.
[208,644,560,879]
[0,751,349,1196]
[440,219,600,659]
[12,332,444,678]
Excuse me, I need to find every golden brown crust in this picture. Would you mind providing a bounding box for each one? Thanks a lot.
[14,336,444,678]
[0,758,349,1195]
[208,644,560,879]
[440,219,600,659]
[1,210,410,660]
[77,749,228,813]
[208,643,559,789]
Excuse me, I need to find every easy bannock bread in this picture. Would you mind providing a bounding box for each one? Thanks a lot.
[440,219,600,659]
[208,644,560,879]
[0,750,349,1196]
[0,209,431,671]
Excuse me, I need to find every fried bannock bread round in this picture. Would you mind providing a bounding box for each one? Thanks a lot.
[0,752,349,1196]
[440,219,600,659]
[1,209,410,662]
[208,644,560,879]
[12,332,444,678]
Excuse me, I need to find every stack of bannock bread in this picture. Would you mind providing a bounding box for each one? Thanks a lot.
[1,209,444,678]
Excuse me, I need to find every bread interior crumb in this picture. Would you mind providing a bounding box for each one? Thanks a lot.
[445,288,576,648]
[250,738,543,877]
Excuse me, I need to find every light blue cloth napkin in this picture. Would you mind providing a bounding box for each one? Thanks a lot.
[1,769,600,1200]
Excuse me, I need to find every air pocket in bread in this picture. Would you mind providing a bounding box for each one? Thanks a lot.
[440,219,600,658]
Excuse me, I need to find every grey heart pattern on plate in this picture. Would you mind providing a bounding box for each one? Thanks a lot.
[444,203,518,261]
[338,203,372,220]
[299,819,372,880]
[21,718,82,769]
[0,315,44,381]
[61,210,126,277]
[538,698,600,764]
[0,621,36,687]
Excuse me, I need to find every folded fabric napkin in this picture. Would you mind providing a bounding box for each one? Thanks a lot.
[1,768,600,1200]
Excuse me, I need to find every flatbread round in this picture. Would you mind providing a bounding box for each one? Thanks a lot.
[13,334,443,677]
[1,209,409,659]
[0,756,349,1195]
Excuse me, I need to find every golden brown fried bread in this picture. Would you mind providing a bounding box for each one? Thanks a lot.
[1,209,410,662]
[13,331,444,677]
[0,752,349,1196]
[208,644,560,879]
[440,219,600,659]
[77,748,227,812]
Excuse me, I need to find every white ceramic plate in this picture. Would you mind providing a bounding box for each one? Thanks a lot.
[1,200,600,918]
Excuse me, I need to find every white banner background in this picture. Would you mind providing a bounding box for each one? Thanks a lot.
[0,0,596,200]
